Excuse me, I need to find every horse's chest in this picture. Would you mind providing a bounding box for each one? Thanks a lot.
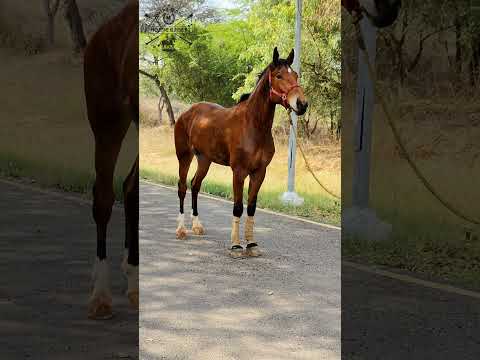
[240,146,274,170]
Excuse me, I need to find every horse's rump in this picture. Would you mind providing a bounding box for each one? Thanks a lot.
[84,1,138,127]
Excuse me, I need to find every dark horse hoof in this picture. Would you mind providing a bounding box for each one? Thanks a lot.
[229,245,244,258]
[245,243,262,257]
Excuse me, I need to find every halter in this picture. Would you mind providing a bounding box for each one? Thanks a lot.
[268,70,301,110]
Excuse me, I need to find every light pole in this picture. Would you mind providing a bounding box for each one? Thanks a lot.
[281,0,304,206]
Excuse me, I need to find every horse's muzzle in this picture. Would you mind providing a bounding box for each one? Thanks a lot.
[295,99,308,116]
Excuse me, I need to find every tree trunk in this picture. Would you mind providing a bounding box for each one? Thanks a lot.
[330,112,334,138]
[157,96,164,126]
[159,84,175,126]
[455,15,462,78]
[63,0,87,54]
[336,116,341,140]
[43,0,60,46]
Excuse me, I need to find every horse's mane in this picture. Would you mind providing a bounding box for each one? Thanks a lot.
[237,58,290,104]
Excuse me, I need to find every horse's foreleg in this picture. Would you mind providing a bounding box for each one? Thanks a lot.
[191,156,211,235]
[88,137,123,320]
[122,156,139,309]
[176,153,193,239]
[230,169,247,257]
[245,167,267,257]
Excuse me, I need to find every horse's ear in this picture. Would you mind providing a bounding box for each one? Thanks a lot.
[272,47,279,65]
[287,49,294,65]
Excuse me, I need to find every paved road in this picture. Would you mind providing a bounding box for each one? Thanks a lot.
[342,262,480,359]
[139,182,341,360]
[0,179,138,360]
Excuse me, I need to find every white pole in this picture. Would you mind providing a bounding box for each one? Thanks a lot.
[343,16,392,243]
[281,0,304,206]
[352,17,377,207]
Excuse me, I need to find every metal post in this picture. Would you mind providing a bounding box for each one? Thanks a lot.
[343,16,392,242]
[281,0,304,206]
[352,17,377,208]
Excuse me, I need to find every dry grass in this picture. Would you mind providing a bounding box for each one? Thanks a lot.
[342,92,480,233]
[140,97,341,224]
[342,75,480,288]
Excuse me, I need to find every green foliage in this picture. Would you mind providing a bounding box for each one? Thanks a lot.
[140,0,340,125]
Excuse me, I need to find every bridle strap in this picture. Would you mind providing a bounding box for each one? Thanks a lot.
[268,71,300,109]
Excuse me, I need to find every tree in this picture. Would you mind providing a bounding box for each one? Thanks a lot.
[63,0,87,53]
[139,68,176,126]
[42,0,61,46]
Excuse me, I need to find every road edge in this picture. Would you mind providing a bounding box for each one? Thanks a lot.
[140,180,341,230]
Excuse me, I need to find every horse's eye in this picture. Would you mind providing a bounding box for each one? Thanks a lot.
[276,75,282,80]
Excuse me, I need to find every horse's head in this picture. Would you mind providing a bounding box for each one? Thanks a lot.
[268,47,308,116]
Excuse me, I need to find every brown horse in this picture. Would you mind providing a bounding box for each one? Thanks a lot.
[84,0,139,319]
[174,47,308,257]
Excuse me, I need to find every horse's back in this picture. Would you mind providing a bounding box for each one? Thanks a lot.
[175,102,228,131]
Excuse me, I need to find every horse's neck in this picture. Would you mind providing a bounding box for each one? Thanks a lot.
[246,75,276,131]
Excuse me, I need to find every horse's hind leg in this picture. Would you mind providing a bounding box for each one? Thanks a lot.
[244,167,267,257]
[191,155,211,235]
[176,152,193,239]
[122,155,139,309]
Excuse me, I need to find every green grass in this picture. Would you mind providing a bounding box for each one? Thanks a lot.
[0,153,125,201]
[140,167,341,225]
[343,223,480,290]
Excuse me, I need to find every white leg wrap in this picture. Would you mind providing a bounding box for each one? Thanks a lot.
[191,213,205,235]
[177,213,185,228]
[91,258,111,299]
[124,263,139,295]
[192,215,201,228]
[231,216,241,246]
[176,213,187,239]
[245,216,255,244]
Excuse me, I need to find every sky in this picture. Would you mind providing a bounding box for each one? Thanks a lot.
[205,0,239,9]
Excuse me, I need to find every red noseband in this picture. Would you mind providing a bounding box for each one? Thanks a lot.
[268,71,300,110]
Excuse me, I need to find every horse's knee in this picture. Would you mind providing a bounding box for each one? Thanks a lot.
[178,180,187,196]
[233,202,243,218]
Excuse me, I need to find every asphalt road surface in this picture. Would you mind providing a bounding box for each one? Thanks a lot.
[139,182,341,360]
[342,261,480,359]
[0,179,138,360]
[6,178,475,360]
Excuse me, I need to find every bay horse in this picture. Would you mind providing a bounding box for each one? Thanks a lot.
[84,0,139,319]
[342,0,401,28]
[174,47,308,257]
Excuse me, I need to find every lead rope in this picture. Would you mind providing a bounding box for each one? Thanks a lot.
[287,109,341,200]
[354,21,480,226]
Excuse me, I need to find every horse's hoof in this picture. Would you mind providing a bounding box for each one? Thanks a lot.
[229,245,244,258]
[244,244,262,257]
[192,224,205,235]
[127,291,139,309]
[176,226,187,239]
[88,294,113,320]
